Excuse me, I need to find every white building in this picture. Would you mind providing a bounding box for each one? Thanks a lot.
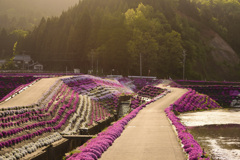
[33,63,43,71]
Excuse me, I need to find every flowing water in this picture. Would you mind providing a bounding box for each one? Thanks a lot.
[178,108,240,160]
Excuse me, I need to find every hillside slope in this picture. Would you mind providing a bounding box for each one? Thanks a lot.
[177,10,240,80]
[16,0,240,80]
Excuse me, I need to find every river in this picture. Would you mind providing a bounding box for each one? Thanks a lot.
[178,108,240,160]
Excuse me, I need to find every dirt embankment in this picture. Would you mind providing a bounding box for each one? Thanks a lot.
[203,28,240,80]
[210,33,239,66]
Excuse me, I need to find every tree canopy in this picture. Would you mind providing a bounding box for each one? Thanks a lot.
[7,0,240,80]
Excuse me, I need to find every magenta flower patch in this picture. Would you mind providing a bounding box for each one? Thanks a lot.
[165,89,221,160]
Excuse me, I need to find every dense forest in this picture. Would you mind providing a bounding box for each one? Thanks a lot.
[0,0,79,59]
[2,0,240,80]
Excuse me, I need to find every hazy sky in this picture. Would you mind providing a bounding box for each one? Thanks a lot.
[0,0,79,18]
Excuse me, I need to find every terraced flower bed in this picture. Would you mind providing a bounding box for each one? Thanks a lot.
[0,75,116,159]
[61,95,111,135]
[65,91,168,160]
[129,96,142,109]
[0,74,169,160]
[117,77,162,92]
[172,89,221,113]
[137,85,165,99]
[130,85,167,109]
[62,75,133,112]
[0,82,79,158]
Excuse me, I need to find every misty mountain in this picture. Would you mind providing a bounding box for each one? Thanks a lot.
[0,0,79,30]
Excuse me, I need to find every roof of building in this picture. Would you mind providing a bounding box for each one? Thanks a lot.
[13,55,32,62]
[0,59,6,65]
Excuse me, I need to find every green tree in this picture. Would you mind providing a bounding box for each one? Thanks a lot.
[158,31,183,78]
[125,3,160,76]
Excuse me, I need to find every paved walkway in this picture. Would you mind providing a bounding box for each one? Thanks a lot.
[100,86,188,160]
[0,76,71,108]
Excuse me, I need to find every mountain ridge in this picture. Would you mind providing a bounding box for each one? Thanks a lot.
[3,0,240,81]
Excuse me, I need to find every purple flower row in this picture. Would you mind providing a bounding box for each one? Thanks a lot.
[46,91,75,125]
[164,89,222,160]
[137,85,165,99]
[130,96,142,109]
[45,85,70,112]
[0,85,70,128]
[53,94,79,130]
[66,95,161,160]
[0,127,52,149]
[165,106,209,160]
[62,75,132,111]
[172,80,240,106]
[67,105,143,160]
[0,110,38,122]
[117,77,162,92]
[87,100,110,126]
[0,90,76,140]
[0,92,78,150]
[0,77,81,154]
[130,86,167,109]
[0,90,65,128]
[173,89,221,112]
[63,75,125,92]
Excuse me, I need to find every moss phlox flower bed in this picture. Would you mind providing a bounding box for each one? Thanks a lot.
[165,89,222,160]
[66,96,162,160]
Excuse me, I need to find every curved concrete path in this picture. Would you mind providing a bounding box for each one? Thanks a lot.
[100,86,188,160]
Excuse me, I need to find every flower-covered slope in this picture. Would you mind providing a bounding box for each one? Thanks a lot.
[62,75,133,111]
[173,89,221,113]
[0,73,83,102]
[165,89,221,160]
[174,80,240,107]
[0,81,76,159]
[117,77,162,92]
[0,75,168,159]
[61,95,111,135]
[65,77,170,160]
[137,85,166,99]
[0,76,113,159]
[130,85,167,109]
[66,95,166,160]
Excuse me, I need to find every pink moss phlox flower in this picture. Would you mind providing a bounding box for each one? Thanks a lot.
[68,101,153,159]
[164,89,219,160]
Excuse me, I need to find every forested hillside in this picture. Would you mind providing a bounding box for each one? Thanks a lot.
[0,0,79,60]
[14,0,240,80]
